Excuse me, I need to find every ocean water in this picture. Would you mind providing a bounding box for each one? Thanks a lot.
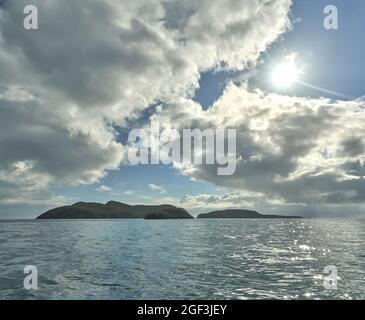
[0,219,364,300]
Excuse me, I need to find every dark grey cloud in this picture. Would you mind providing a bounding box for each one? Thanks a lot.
[342,160,365,177]
[341,137,365,157]
[0,94,123,184]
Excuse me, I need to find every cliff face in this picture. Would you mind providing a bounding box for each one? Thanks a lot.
[37,201,193,219]
[198,209,302,219]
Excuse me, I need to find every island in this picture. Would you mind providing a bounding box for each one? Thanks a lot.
[37,201,193,219]
[197,209,302,219]
[37,202,303,220]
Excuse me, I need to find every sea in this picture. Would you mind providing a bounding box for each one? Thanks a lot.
[0,219,364,300]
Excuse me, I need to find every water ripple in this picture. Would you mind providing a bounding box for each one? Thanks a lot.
[0,219,364,299]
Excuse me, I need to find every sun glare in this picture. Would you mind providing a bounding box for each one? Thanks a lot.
[271,55,300,88]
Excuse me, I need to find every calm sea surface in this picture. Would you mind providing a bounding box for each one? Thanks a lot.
[0,219,364,300]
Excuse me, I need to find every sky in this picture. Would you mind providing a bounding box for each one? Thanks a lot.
[1,0,365,218]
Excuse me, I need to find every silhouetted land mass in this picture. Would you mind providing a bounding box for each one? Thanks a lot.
[37,201,193,219]
[37,202,303,219]
[198,209,303,219]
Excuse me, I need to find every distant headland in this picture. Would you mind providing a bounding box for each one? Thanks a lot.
[197,209,302,219]
[37,201,303,219]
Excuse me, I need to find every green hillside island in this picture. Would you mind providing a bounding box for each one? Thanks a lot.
[37,201,193,219]
[37,202,303,219]
[198,209,302,219]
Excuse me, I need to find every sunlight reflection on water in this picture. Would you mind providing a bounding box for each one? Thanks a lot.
[0,219,364,300]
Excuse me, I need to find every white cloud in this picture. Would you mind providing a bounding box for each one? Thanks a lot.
[148,184,167,194]
[96,185,113,192]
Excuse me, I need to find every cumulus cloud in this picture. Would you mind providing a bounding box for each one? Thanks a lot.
[0,0,292,215]
[151,83,365,216]
[179,192,264,212]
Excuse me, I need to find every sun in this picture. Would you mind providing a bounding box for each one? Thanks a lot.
[271,55,300,88]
